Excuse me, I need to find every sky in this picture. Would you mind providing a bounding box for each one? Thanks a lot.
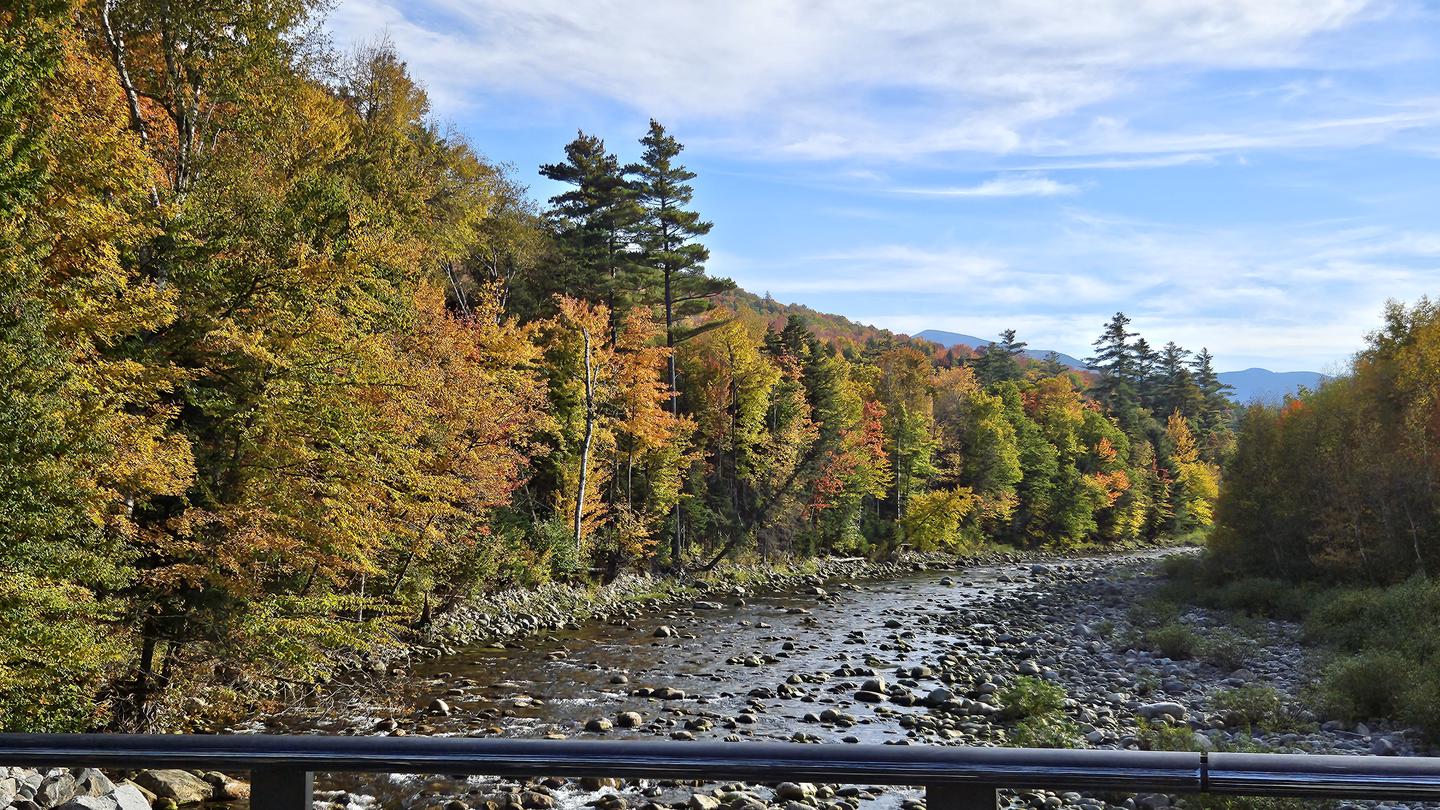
[326,0,1440,373]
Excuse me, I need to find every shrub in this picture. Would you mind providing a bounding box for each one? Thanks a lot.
[1010,714,1080,748]
[997,676,1067,722]
[1146,621,1198,659]
[1197,628,1257,671]
[1211,684,1294,732]
[1313,651,1410,722]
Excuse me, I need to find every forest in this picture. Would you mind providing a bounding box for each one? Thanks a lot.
[0,1,1232,732]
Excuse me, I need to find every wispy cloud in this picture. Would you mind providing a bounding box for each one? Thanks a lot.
[894,173,1080,198]
[1014,153,1218,171]
[327,0,1417,161]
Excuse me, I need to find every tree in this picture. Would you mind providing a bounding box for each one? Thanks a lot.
[974,328,1027,384]
[1192,347,1233,439]
[629,120,733,562]
[1087,312,1139,414]
[539,132,643,314]
[1155,342,1201,419]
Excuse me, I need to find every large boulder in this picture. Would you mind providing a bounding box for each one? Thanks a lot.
[134,770,213,806]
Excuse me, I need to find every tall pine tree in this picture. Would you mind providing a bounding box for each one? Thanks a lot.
[629,120,732,563]
[540,132,644,316]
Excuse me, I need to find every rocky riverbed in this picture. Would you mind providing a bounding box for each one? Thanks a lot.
[7,551,1430,810]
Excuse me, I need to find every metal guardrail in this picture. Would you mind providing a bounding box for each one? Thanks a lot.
[3,735,1440,809]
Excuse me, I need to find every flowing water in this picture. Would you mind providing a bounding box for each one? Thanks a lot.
[246,553,1164,810]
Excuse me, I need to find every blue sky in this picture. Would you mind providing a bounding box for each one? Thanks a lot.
[327,0,1440,372]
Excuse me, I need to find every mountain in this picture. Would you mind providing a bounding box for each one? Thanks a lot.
[1218,368,1326,404]
[914,329,1089,369]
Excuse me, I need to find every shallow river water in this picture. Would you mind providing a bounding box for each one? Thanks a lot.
[246,553,1169,810]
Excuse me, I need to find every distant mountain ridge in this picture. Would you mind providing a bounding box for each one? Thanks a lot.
[913,329,1088,368]
[913,329,1324,403]
[1218,368,1327,404]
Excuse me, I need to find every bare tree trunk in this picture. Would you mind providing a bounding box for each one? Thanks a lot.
[574,326,596,555]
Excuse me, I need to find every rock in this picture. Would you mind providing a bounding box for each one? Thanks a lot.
[1017,660,1041,676]
[617,711,644,728]
[689,795,721,810]
[135,770,214,806]
[654,626,676,638]
[610,674,630,684]
[53,798,109,810]
[522,791,557,809]
[586,717,614,732]
[112,784,150,810]
[694,601,723,610]
[37,772,79,808]
[428,697,452,715]
[854,690,885,703]
[72,770,113,798]
[860,676,887,693]
[1371,737,1399,756]
[775,783,816,801]
[924,687,955,707]
[1138,702,1187,721]
[1135,794,1169,810]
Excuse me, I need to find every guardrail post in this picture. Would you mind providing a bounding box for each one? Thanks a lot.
[926,784,996,810]
[251,765,313,810]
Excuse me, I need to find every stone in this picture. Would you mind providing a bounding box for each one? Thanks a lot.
[586,717,614,732]
[52,798,109,810]
[71,770,113,798]
[36,773,78,808]
[617,711,644,728]
[428,697,452,715]
[1138,702,1187,721]
[134,770,214,806]
[775,783,815,801]
[689,795,721,810]
[111,784,150,810]
[654,626,676,638]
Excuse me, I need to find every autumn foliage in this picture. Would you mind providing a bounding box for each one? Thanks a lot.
[1,0,1222,732]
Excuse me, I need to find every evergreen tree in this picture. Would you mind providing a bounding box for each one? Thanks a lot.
[1087,312,1139,413]
[539,132,644,314]
[628,120,733,561]
[974,328,1027,384]
[1036,351,1067,377]
[1155,342,1201,419]
[1132,337,1160,409]
[1191,348,1233,435]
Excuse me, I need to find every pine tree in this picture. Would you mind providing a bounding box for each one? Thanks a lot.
[539,131,644,313]
[974,328,1027,384]
[1087,312,1139,413]
[1192,348,1233,435]
[629,120,733,563]
[1155,342,1201,420]
[1132,337,1160,409]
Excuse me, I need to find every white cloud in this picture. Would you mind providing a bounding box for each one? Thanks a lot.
[720,215,1440,370]
[895,173,1079,197]
[326,0,1412,160]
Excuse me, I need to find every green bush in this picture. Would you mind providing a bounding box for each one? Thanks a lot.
[1146,621,1198,659]
[1010,714,1080,748]
[1211,684,1296,733]
[1313,650,1410,722]
[1197,628,1257,671]
[997,675,1067,721]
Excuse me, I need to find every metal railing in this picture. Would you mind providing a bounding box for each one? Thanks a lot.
[4,734,1440,809]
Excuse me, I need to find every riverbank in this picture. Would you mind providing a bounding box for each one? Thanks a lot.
[241,548,1433,810]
